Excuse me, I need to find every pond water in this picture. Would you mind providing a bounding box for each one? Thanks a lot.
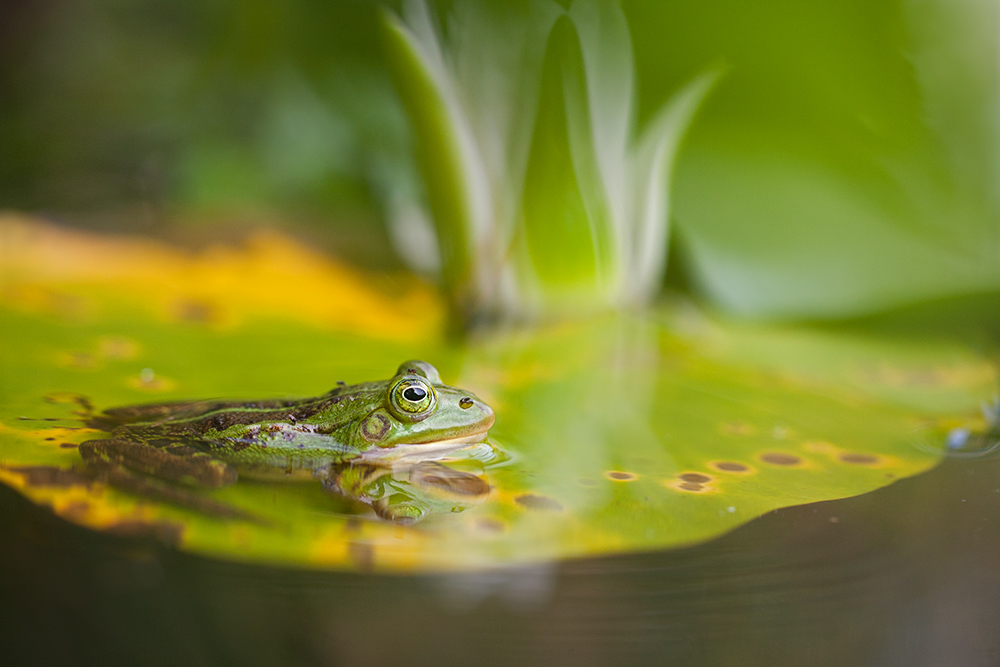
[3,449,999,666]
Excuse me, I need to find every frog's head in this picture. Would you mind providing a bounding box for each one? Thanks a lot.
[356,360,495,462]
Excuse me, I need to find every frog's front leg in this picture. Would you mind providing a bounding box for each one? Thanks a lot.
[79,438,253,521]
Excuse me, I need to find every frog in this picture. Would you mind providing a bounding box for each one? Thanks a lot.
[78,360,495,523]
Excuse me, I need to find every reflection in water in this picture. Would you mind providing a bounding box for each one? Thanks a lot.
[944,428,1000,458]
[433,562,557,612]
[944,398,1000,458]
[322,460,490,524]
[4,452,1000,666]
[916,398,1000,459]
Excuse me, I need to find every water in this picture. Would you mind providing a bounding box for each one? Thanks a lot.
[3,451,999,667]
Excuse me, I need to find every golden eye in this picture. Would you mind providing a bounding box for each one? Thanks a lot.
[389,377,436,421]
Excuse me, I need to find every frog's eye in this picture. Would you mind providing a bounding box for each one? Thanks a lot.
[388,376,437,421]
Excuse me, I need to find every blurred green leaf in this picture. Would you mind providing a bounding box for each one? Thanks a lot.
[625,0,1000,315]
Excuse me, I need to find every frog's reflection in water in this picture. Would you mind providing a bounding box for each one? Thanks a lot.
[322,459,491,524]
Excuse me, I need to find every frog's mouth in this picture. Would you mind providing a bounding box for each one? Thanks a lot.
[360,427,492,464]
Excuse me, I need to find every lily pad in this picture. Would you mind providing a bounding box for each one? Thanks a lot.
[0,216,994,571]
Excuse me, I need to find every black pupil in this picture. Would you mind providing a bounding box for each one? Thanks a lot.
[403,386,427,402]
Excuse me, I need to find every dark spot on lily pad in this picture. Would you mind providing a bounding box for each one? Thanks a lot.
[760,452,803,466]
[711,461,750,473]
[679,472,713,483]
[515,494,563,511]
[417,470,489,497]
[605,471,638,482]
[678,482,704,492]
[839,452,880,465]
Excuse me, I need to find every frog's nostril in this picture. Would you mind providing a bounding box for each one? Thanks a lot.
[459,397,474,409]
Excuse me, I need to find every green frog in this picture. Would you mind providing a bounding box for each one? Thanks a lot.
[79,360,495,523]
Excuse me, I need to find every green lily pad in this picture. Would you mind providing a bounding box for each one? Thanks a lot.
[0,216,994,571]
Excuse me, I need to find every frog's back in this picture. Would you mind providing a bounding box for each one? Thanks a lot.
[87,384,388,469]
[87,395,332,431]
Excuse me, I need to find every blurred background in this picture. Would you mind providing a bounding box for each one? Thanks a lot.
[1,0,998,319]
